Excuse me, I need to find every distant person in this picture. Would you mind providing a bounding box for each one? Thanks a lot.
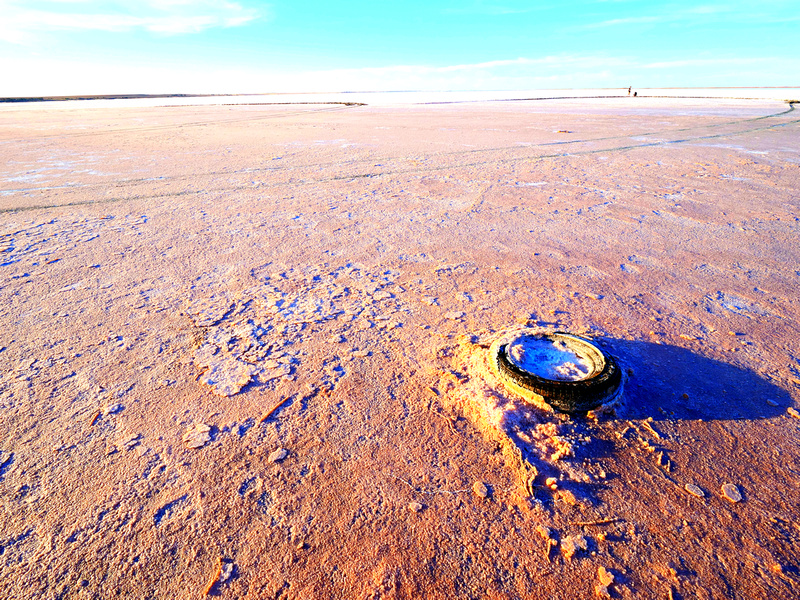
[633,91,637,97]
[628,86,631,96]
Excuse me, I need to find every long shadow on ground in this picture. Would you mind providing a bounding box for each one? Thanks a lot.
[604,338,791,422]
[494,338,791,507]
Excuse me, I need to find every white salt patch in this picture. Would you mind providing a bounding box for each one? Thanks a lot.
[507,337,592,382]
[183,423,211,449]
[199,360,255,397]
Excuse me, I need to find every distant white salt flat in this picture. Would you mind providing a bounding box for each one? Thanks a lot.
[2,88,798,111]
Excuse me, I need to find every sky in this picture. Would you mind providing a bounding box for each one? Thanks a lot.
[1,0,798,96]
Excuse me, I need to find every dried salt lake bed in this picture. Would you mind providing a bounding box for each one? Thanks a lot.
[1,95,800,598]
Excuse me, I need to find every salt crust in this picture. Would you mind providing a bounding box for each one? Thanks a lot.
[507,336,593,381]
[188,265,406,396]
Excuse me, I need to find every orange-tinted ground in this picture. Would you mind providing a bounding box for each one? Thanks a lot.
[1,97,799,599]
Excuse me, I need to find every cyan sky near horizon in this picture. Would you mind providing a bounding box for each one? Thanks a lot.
[1,0,798,95]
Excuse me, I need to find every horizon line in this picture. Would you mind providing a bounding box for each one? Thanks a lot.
[3,86,799,105]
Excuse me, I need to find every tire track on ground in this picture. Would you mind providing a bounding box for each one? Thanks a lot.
[2,103,797,214]
[2,102,794,196]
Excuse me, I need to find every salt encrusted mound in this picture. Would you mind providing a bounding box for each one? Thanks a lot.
[434,330,622,498]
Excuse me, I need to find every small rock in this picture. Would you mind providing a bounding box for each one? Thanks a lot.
[219,561,234,584]
[269,448,289,463]
[444,311,465,321]
[721,483,742,503]
[472,481,489,499]
[182,423,211,449]
[351,349,370,358]
[771,563,787,574]
[597,566,614,586]
[561,534,588,560]
[536,525,553,541]
[787,407,800,420]
[765,399,778,407]
[545,477,559,491]
[556,489,578,505]
[595,566,615,597]
[684,483,705,498]
[408,502,424,513]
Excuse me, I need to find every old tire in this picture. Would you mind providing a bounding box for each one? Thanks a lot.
[495,332,622,413]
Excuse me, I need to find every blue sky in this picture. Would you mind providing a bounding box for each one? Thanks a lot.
[1,0,798,95]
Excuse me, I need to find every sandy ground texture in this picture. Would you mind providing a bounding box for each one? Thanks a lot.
[1,96,800,599]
